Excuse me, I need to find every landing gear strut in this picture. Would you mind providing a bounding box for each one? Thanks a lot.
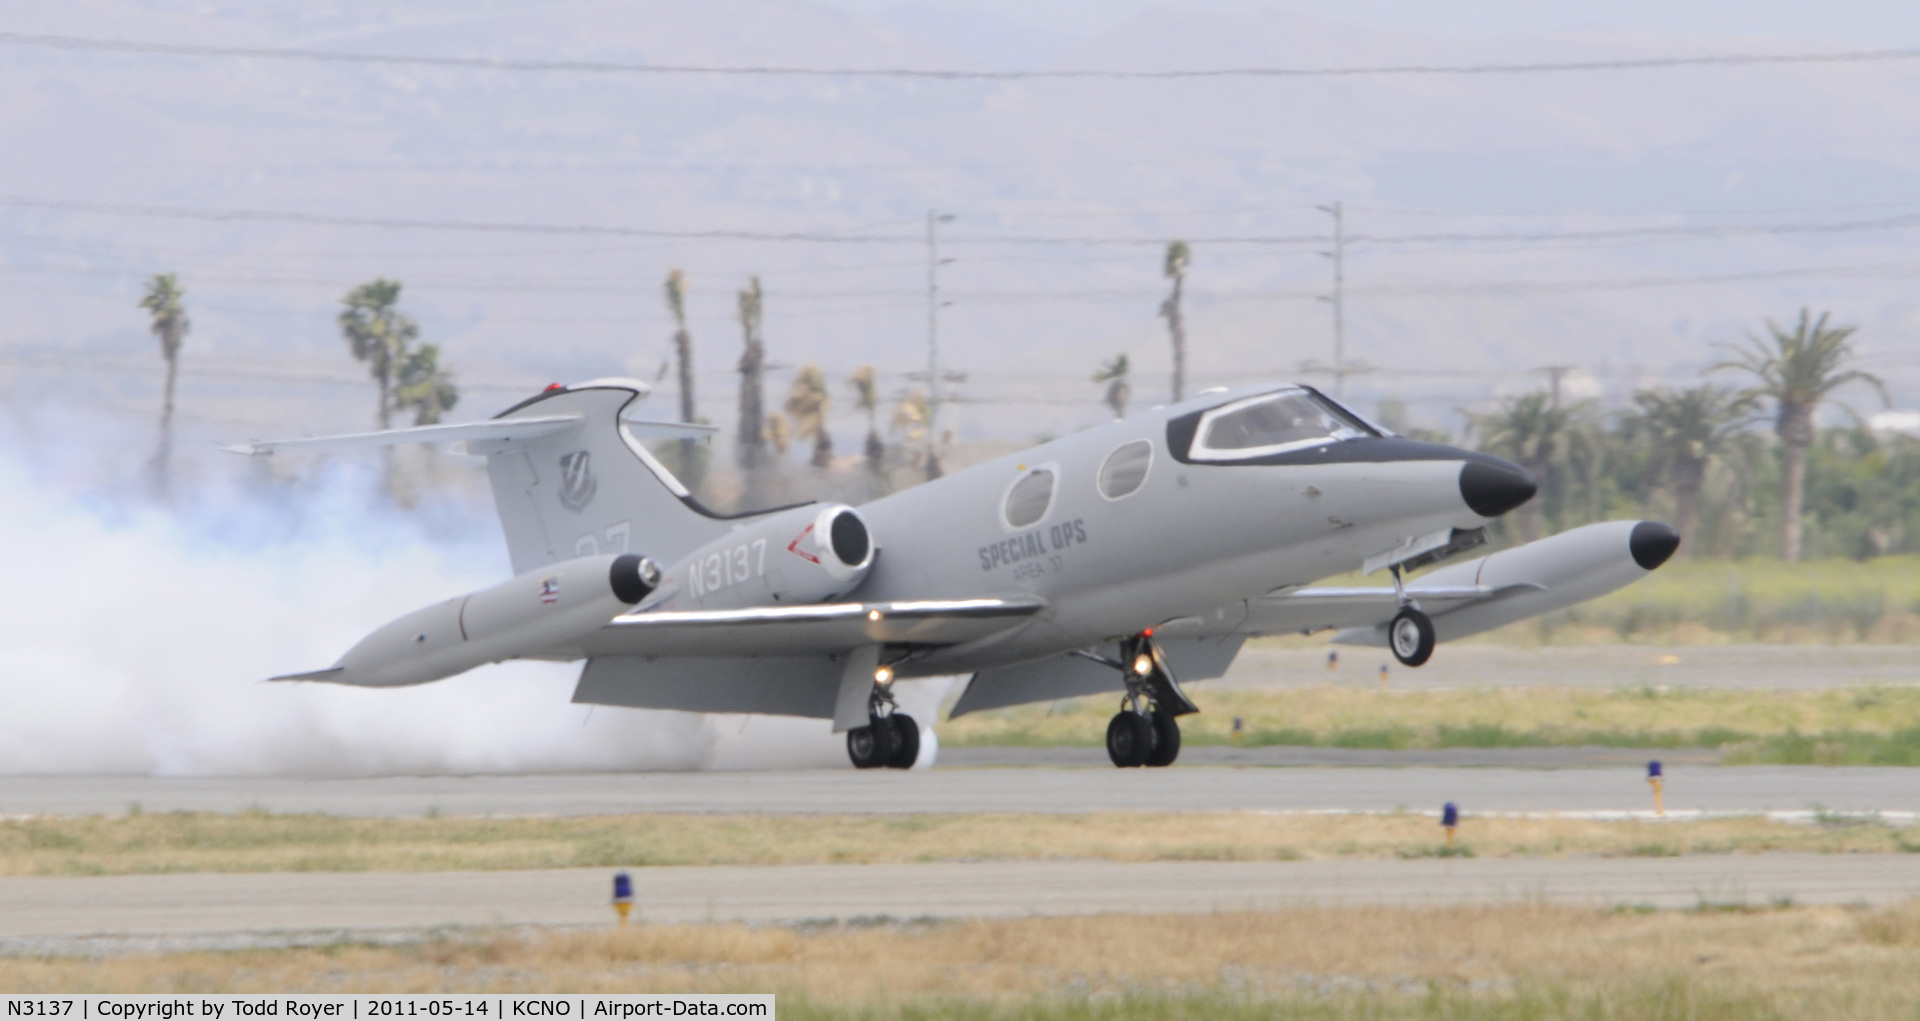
[847,671,920,770]
[1086,632,1198,769]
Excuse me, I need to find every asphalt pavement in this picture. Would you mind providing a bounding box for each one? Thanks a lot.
[2,764,1913,818]
[6,855,1920,950]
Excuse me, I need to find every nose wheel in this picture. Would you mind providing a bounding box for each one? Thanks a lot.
[1106,711,1153,767]
[848,713,921,769]
[1091,632,1196,768]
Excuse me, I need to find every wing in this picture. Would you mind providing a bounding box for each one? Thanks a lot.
[1159,520,1665,647]
[1151,585,1531,640]
[565,596,1048,658]
[221,415,583,455]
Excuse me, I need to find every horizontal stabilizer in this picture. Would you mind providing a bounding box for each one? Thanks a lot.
[221,415,581,456]
[620,417,719,441]
[267,666,345,682]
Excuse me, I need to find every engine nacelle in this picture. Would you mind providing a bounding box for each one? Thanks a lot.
[325,552,661,687]
[666,503,875,610]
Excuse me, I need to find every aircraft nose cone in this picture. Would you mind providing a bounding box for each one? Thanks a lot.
[1630,520,1681,570]
[1458,458,1538,518]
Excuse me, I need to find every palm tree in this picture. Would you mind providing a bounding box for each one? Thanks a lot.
[1160,241,1190,402]
[139,273,189,497]
[736,277,767,482]
[1715,309,1887,560]
[893,387,935,470]
[1093,354,1131,419]
[395,343,459,426]
[338,278,419,431]
[1621,385,1755,551]
[1470,391,1596,541]
[848,365,885,476]
[664,268,697,476]
[764,411,790,457]
[785,364,835,468]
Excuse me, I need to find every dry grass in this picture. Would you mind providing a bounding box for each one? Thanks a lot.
[939,681,1920,752]
[1297,554,1920,646]
[3,810,1917,876]
[9,901,1920,1018]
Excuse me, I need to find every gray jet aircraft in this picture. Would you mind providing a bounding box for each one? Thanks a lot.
[233,378,1678,768]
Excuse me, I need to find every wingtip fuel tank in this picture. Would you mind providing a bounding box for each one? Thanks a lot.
[1333,519,1677,648]
[286,552,660,688]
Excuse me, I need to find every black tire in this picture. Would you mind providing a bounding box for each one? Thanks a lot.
[887,714,921,769]
[1388,607,1436,667]
[1106,711,1153,768]
[1144,711,1181,767]
[847,715,898,769]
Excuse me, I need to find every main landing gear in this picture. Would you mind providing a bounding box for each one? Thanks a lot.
[1083,632,1198,769]
[1386,564,1436,667]
[847,676,920,769]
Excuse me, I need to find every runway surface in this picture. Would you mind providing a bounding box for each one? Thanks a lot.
[3,765,1915,818]
[6,854,1920,948]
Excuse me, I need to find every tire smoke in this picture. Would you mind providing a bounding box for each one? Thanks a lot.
[0,453,947,777]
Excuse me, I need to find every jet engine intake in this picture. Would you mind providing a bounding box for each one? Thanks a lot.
[316,552,660,688]
[667,503,876,610]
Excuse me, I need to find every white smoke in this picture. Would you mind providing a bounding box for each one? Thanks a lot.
[0,449,949,777]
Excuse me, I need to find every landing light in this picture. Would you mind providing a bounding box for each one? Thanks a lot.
[1132,654,1153,676]
[875,666,894,685]
[868,609,882,621]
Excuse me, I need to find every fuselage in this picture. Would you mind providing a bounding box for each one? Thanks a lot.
[842,383,1528,676]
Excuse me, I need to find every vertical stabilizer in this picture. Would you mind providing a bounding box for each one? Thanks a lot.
[472,382,746,573]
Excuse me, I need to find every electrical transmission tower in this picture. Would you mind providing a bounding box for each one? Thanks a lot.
[1304,200,1370,398]
[924,209,956,479]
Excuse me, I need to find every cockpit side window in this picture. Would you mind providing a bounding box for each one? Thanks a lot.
[1187,389,1374,462]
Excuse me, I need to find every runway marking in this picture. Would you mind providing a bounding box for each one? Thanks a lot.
[1244,808,1920,825]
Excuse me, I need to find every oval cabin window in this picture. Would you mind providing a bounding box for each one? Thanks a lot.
[1098,440,1153,499]
[1003,467,1057,528]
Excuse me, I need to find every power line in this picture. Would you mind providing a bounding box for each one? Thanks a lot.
[7,29,1920,79]
[1352,260,1920,297]
[1344,212,1920,246]
[17,195,1920,250]
[0,197,916,244]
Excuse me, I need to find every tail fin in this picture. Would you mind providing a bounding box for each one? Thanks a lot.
[476,380,776,573]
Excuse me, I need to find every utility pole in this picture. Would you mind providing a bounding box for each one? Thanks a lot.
[925,209,955,480]
[1534,364,1576,408]
[1315,201,1347,397]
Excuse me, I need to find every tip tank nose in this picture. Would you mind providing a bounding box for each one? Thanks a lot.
[1629,521,1681,570]
[1458,458,1538,518]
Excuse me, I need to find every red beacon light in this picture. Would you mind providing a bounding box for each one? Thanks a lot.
[544,383,565,392]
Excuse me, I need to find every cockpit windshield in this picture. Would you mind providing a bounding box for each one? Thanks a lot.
[1188,388,1376,461]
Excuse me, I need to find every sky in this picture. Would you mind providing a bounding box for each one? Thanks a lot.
[2,0,1916,477]
[827,1,1920,64]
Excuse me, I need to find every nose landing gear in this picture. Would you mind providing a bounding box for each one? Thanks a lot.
[1090,632,1197,768]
